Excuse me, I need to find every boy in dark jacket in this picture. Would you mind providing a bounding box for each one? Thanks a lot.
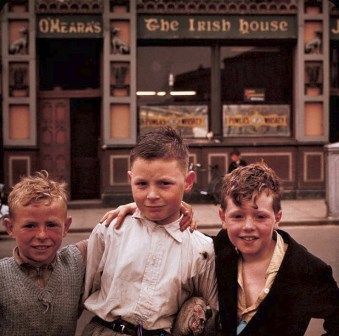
[215,162,338,336]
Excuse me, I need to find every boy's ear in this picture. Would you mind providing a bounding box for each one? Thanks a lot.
[219,208,228,230]
[184,170,196,192]
[274,210,282,229]
[3,218,15,237]
[63,216,72,237]
[127,171,132,182]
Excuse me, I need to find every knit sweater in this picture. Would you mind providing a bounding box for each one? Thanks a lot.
[0,245,85,336]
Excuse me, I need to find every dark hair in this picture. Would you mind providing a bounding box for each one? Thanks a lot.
[130,127,189,171]
[220,162,282,213]
[230,149,240,156]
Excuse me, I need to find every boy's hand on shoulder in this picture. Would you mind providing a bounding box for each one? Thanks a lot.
[180,201,197,232]
[99,201,197,232]
[99,202,137,229]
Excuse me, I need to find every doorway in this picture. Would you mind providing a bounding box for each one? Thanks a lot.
[37,38,102,199]
[70,98,101,199]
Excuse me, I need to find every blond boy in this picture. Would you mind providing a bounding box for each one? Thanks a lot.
[1,171,85,335]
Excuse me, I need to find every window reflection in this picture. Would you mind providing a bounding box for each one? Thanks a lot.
[137,46,211,103]
[220,46,292,104]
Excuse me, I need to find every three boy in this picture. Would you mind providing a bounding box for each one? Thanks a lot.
[1,126,338,336]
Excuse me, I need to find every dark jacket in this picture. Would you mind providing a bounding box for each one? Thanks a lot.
[227,160,247,174]
[213,229,339,336]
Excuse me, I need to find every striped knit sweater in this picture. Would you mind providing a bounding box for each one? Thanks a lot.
[0,245,85,336]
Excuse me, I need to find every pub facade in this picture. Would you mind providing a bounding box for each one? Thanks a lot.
[1,0,339,204]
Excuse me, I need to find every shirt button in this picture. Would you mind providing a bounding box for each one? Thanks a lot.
[264,288,270,294]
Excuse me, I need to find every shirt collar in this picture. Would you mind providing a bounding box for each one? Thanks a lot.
[266,231,287,275]
[132,209,183,243]
[13,246,56,270]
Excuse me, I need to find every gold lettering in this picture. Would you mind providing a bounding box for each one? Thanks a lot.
[68,22,77,33]
[144,18,178,32]
[85,22,94,33]
[197,20,206,31]
[77,22,85,33]
[280,21,288,31]
[145,18,159,32]
[39,18,49,33]
[188,18,231,32]
[50,18,61,33]
[60,22,68,33]
[210,20,220,31]
[222,19,231,32]
[260,21,270,32]
[188,18,195,31]
[270,20,279,32]
[239,19,249,34]
[239,18,289,34]
[94,22,102,33]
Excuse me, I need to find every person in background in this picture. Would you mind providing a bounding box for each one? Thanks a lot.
[227,149,247,174]
[82,127,218,336]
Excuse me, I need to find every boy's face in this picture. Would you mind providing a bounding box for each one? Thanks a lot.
[219,192,282,261]
[128,158,195,225]
[231,154,240,162]
[4,200,71,265]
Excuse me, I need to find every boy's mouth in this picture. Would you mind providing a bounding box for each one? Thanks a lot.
[32,245,51,250]
[240,236,258,241]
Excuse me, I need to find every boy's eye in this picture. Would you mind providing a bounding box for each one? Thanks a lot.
[231,214,244,220]
[159,180,173,187]
[255,213,268,220]
[47,222,59,228]
[135,181,147,187]
[23,223,36,229]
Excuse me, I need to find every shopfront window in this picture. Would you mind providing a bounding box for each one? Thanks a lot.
[221,46,292,137]
[137,46,210,137]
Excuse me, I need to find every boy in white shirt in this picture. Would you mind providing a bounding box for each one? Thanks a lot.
[82,127,218,336]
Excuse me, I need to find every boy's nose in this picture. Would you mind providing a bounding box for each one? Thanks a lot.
[147,188,159,200]
[243,217,254,230]
[36,226,47,239]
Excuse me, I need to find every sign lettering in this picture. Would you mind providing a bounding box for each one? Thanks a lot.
[37,15,102,38]
[138,15,297,39]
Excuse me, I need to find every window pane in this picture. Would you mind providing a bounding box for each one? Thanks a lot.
[220,46,292,104]
[137,46,210,104]
[9,105,30,140]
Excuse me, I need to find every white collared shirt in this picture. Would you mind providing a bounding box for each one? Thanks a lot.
[237,231,288,324]
[83,210,218,331]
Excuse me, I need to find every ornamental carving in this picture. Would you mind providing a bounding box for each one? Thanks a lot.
[35,0,103,13]
[136,0,298,14]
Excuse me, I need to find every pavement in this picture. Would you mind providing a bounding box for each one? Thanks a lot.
[61,198,339,236]
[1,198,337,237]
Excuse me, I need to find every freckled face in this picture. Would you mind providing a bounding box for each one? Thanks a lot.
[4,201,71,265]
[219,192,282,261]
[128,158,195,225]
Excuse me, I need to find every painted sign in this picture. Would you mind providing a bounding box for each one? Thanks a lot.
[244,88,265,102]
[138,15,297,39]
[223,105,290,137]
[140,105,208,138]
[37,15,102,38]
